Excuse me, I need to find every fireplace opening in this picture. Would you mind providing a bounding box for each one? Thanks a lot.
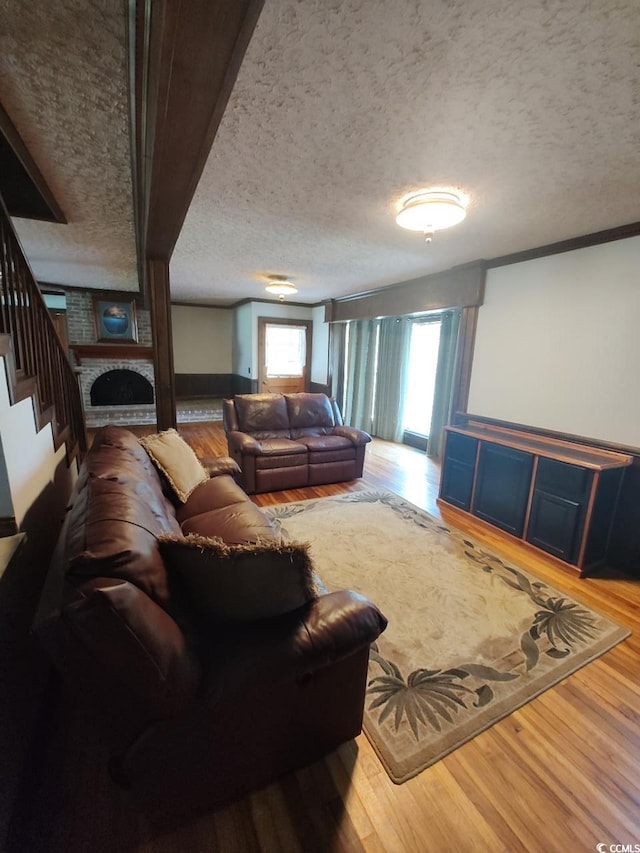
[90,369,154,406]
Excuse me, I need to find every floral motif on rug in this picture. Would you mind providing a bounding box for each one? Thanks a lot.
[265,490,630,783]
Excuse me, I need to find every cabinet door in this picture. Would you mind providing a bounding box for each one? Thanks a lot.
[440,433,478,510]
[473,443,533,536]
[526,490,582,562]
[526,458,591,563]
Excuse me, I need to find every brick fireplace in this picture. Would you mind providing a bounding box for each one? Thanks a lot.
[75,354,157,427]
[61,290,157,427]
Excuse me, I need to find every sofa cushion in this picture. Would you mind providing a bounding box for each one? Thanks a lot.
[159,533,318,622]
[255,453,308,471]
[139,429,209,503]
[66,478,182,608]
[94,424,160,466]
[235,393,290,434]
[63,577,201,712]
[293,435,352,452]
[253,438,308,457]
[176,475,250,524]
[180,502,277,544]
[285,393,335,429]
[74,426,165,496]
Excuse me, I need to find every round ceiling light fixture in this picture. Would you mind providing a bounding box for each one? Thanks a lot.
[265,274,298,300]
[395,189,467,243]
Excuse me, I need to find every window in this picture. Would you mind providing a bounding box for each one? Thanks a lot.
[265,323,307,378]
[402,320,441,438]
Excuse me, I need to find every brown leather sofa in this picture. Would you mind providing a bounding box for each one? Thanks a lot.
[34,425,386,815]
[223,392,372,493]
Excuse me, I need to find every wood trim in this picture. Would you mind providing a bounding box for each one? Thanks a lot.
[126,0,148,302]
[522,455,539,540]
[171,300,234,310]
[0,102,66,224]
[445,424,633,470]
[487,221,640,269]
[577,471,600,570]
[70,344,153,363]
[230,297,316,310]
[456,412,640,459]
[175,373,234,399]
[257,317,313,393]
[142,0,265,259]
[450,303,480,418]
[172,298,327,310]
[147,258,176,430]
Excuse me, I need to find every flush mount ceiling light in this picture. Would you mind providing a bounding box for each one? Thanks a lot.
[265,274,298,300]
[395,189,467,243]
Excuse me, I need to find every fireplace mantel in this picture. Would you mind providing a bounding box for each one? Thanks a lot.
[71,344,154,363]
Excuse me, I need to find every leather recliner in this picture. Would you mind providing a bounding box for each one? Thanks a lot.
[223,392,371,493]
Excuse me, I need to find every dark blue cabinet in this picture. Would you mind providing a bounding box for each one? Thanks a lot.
[440,432,478,510]
[526,458,592,563]
[438,425,632,576]
[473,443,533,536]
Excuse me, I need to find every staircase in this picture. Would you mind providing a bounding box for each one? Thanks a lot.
[0,198,86,464]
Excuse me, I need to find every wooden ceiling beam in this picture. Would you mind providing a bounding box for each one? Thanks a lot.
[134,0,264,262]
[129,0,264,429]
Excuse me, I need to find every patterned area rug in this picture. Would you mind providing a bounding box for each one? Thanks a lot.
[264,490,631,784]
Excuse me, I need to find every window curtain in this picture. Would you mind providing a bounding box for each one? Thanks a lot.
[343,319,378,432]
[371,317,411,441]
[427,309,461,457]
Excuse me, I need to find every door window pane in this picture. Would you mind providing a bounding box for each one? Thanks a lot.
[403,321,441,436]
[265,324,306,377]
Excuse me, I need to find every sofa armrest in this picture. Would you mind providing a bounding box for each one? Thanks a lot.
[60,578,201,714]
[202,590,387,702]
[332,425,372,446]
[299,590,386,665]
[226,430,261,455]
[198,455,241,478]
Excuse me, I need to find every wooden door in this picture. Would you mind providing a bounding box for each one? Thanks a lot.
[258,318,312,395]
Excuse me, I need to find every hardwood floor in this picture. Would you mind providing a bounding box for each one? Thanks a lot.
[16,422,640,852]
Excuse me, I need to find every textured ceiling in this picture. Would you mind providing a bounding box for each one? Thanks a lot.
[0,1,137,290]
[171,0,640,305]
[1,1,638,304]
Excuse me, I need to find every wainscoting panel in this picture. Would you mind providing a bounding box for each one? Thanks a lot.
[174,374,258,398]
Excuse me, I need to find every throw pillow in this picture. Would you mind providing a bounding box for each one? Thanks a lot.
[139,429,208,503]
[158,533,318,622]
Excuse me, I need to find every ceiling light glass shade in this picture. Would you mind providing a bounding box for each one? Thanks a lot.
[265,275,298,296]
[396,190,466,233]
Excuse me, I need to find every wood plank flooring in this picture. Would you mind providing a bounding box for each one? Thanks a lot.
[14,422,640,853]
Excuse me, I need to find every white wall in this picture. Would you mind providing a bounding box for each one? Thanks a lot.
[311,305,329,385]
[232,303,253,379]
[467,236,640,448]
[0,358,77,526]
[171,305,232,373]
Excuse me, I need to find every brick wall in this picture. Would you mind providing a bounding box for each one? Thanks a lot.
[63,289,152,346]
[61,289,156,424]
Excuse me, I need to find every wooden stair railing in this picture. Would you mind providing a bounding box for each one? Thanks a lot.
[0,198,86,463]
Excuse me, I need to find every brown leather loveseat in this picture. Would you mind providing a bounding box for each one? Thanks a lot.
[223,392,371,493]
[34,425,387,815]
